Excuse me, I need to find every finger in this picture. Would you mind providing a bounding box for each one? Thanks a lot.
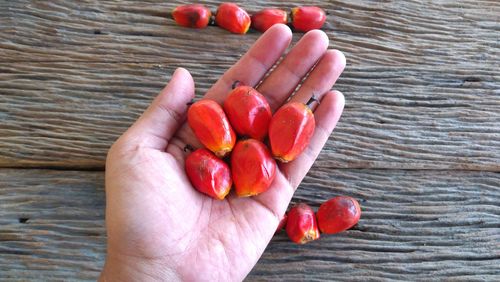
[124,68,195,149]
[251,91,344,222]
[172,31,328,157]
[204,24,292,104]
[167,25,292,154]
[257,30,329,111]
[281,90,345,188]
[289,50,346,106]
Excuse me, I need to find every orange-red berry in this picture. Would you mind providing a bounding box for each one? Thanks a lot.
[231,139,276,197]
[215,3,251,34]
[185,149,232,200]
[172,4,212,29]
[286,203,320,244]
[251,8,288,32]
[223,86,272,141]
[291,6,326,32]
[269,102,315,163]
[317,196,361,234]
[187,100,236,158]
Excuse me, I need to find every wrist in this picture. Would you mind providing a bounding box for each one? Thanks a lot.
[100,252,181,282]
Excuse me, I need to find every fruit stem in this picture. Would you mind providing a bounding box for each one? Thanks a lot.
[231,80,243,89]
[183,144,195,152]
[209,14,216,26]
[306,95,319,108]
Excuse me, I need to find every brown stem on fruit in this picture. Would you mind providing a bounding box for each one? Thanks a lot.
[306,95,319,108]
[186,99,195,106]
[183,144,195,152]
[288,11,294,29]
[232,80,243,89]
[209,14,216,26]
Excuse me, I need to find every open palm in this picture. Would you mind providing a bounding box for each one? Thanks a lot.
[101,25,345,282]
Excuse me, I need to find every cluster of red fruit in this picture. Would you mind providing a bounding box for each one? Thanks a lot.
[278,196,361,244]
[186,85,314,199]
[173,3,326,34]
[185,86,362,245]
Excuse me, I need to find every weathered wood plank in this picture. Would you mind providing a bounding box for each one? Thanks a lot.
[0,170,105,281]
[1,1,498,282]
[1,0,498,67]
[1,0,499,169]
[0,169,498,280]
[0,62,499,170]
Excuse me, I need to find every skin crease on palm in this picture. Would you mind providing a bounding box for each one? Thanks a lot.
[100,24,346,282]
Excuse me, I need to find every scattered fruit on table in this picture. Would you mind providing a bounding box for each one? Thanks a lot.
[251,8,288,32]
[317,196,362,234]
[171,4,327,33]
[215,3,251,34]
[172,4,212,28]
[291,6,327,32]
[185,148,232,200]
[286,203,320,244]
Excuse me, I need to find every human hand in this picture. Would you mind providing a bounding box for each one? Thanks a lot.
[101,24,345,282]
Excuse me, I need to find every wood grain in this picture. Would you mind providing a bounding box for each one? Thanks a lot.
[1,0,499,170]
[0,169,105,281]
[1,61,499,170]
[1,0,498,67]
[1,1,499,280]
[0,169,498,280]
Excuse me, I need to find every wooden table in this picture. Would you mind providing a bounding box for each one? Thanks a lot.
[1,1,499,280]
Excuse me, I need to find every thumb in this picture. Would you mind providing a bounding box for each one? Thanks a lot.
[125,68,195,150]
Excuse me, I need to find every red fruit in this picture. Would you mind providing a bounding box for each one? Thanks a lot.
[223,86,272,140]
[172,4,212,29]
[185,149,232,200]
[291,6,327,32]
[286,203,320,244]
[275,213,288,234]
[251,8,288,32]
[269,101,315,163]
[215,3,251,34]
[317,196,361,234]
[231,139,276,197]
[188,100,236,158]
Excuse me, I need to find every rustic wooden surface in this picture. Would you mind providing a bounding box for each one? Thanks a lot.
[1,169,499,281]
[0,0,499,281]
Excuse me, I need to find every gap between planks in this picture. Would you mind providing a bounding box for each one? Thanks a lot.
[0,166,498,172]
